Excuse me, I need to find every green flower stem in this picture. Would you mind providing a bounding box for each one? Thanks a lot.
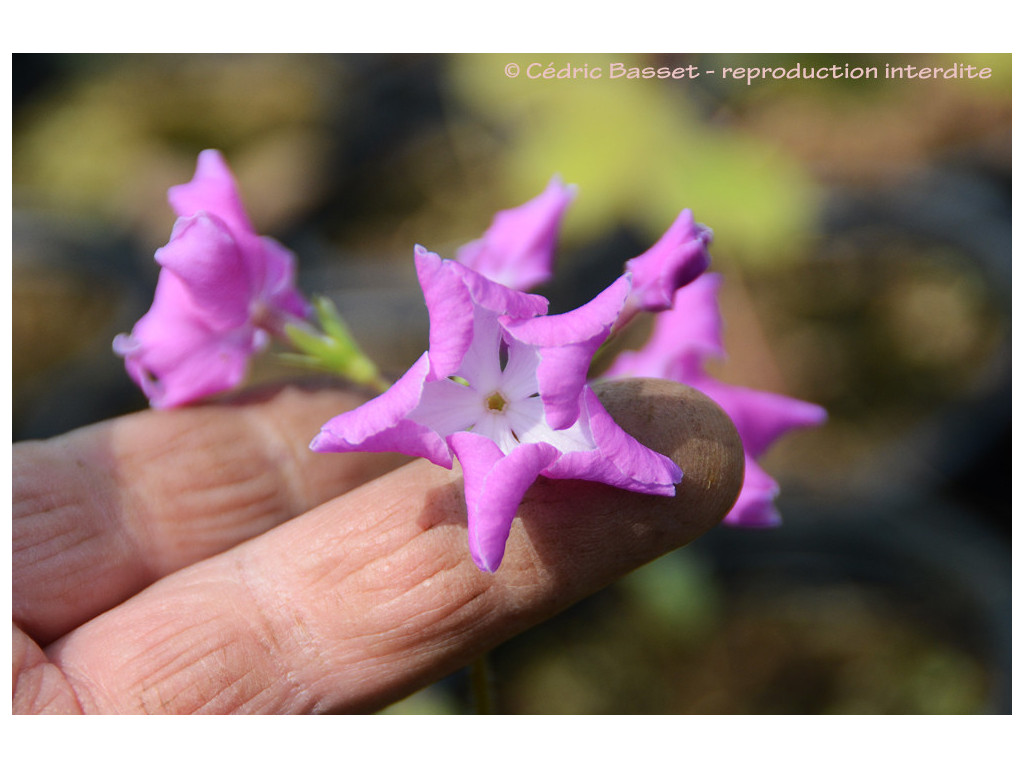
[281,297,390,394]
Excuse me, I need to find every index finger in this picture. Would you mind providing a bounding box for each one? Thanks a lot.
[37,379,744,714]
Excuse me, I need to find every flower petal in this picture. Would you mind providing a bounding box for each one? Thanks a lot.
[504,274,630,429]
[415,246,547,381]
[543,388,682,495]
[455,307,504,394]
[722,457,781,527]
[310,353,453,468]
[259,236,311,320]
[167,149,254,239]
[455,175,575,291]
[450,432,560,572]
[625,208,712,312]
[154,213,251,329]
[410,376,488,437]
[694,375,828,459]
[114,270,255,408]
[605,273,725,381]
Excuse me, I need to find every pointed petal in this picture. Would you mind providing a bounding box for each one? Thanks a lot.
[415,246,477,380]
[415,246,547,381]
[310,353,453,468]
[543,388,682,494]
[167,149,254,237]
[625,208,712,312]
[661,272,726,361]
[455,175,575,291]
[696,376,828,459]
[505,275,630,429]
[721,457,782,527]
[450,432,559,572]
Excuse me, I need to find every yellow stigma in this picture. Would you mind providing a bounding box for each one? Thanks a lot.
[486,391,507,412]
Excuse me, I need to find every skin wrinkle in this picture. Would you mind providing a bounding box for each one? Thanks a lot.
[218,475,497,713]
[296,509,459,651]
[11,494,84,557]
[13,450,144,640]
[240,390,319,515]
[114,415,285,570]
[170,474,284,553]
[69,577,288,714]
[148,635,257,715]
[13,385,405,647]
[15,379,743,714]
[12,629,85,714]
[230,549,322,714]
[194,665,261,714]
[121,611,231,713]
[13,513,106,581]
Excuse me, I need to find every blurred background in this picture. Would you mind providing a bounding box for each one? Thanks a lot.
[11,53,1011,714]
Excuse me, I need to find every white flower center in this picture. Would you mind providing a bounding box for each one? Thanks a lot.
[410,306,597,457]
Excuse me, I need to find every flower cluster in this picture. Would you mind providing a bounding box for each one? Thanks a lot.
[115,151,825,572]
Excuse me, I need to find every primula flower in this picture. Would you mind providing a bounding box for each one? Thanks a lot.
[455,176,575,291]
[114,150,310,408]
[312,247,682,572]
[605,273,826,527]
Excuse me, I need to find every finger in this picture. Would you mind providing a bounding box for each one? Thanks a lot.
[37,379,743,714]
[13,383,407,644]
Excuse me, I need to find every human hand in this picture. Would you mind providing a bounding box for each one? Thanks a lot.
[13,378,742,714]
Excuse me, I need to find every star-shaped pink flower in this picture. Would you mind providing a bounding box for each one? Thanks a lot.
[114,150,310,408]
[312,247,682,572]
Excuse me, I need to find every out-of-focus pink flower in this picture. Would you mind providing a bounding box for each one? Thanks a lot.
[114,150,310,408]
[455,176,575,291]
[312,247,681,572]
[605,273,826,526]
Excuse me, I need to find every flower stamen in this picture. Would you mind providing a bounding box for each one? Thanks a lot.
[485,391,507,412]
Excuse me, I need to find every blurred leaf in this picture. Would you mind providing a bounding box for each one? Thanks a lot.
[620,550,720,637]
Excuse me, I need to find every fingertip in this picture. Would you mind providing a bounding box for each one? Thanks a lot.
[591,377,745,534]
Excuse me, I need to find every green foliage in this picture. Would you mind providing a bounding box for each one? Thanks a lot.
[281,296,388,392]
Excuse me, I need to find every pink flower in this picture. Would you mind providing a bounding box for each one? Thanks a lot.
[455,176,575,291]
[114,150,310,408]
[605,273,826,527]
[311,247,682,572]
